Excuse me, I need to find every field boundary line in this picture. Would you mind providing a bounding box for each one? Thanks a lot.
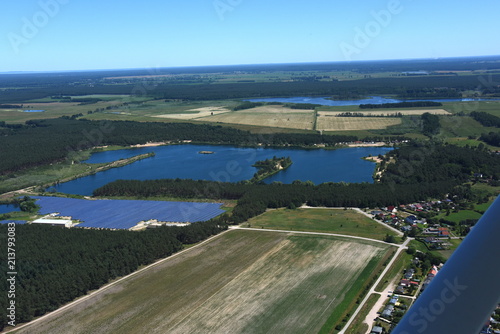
[230,226,398,246]
[2,229,232,334]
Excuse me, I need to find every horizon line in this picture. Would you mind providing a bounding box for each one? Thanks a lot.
[2,54,500,75]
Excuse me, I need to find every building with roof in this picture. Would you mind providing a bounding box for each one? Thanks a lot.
[381,304,395,319]
[32,218,73,228]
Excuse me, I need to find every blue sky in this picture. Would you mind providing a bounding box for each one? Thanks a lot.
[1,0,499,72]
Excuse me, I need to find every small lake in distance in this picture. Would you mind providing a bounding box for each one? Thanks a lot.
[49,144,393,196]
[246,96,496,106]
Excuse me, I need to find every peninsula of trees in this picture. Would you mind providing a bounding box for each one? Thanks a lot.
[251,156,292,182]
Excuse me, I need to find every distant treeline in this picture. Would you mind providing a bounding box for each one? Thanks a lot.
[359,101,443,109]
[286,103,322,110]
[232,101,264,111]
[336,112,404,117]
[0,220,227,330]
[480,132,500,147]
[2,73,500,103]
[0,104,22,109]
[470,111,500,128]
[95,143,500,224]
[421,112,441,136]
[0,118,403,176]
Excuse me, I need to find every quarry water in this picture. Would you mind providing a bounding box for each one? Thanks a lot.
[48,145,393,196]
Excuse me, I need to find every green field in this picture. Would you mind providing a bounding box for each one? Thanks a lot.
[439,116,497,138]
[246,208,400,241]
[437,209,483,223]
[15,229,391,334]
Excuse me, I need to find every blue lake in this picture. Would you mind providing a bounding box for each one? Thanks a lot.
[0,204,20,214]
[23,110,45,112]
[49,144,393,196]
[247,96,496,106]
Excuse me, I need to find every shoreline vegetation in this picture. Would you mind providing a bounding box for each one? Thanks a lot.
[0,153,155,200]
[251,156,293,183]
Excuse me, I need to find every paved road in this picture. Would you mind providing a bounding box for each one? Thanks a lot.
[338,237,412,334]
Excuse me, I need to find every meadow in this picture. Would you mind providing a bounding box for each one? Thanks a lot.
[316,116,402,131]
[245,208,400,241]
[15,229,391,334]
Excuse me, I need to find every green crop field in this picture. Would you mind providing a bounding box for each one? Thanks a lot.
[437,209,483,224]
[316,116,402,131]
[246,208,400,241]
[16,229,391,334]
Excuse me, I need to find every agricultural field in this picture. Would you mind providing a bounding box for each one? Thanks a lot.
[439,116,497,138]
[0,95,150,123]
[152,106,231,120]
[199,109,316,130]
[15,229,391,334]
[436,209,483,224]
[245,208,400,241]
[316,116,402,131]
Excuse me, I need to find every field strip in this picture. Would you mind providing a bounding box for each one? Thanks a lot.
[166,238,292,331]
[4,229,232,334]
[338,238,411,334]
[230,226,398,246]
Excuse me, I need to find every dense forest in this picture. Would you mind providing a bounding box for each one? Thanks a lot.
[470,111,500,128]
[0,118,402,175]
[421,112,441,136]
[0,219,227,331]
[1,73,500,103]
[480,132,500,147]
[359,101,443,109]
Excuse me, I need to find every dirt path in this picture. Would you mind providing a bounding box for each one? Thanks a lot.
[362,280,398,333]
[230,226,396,246]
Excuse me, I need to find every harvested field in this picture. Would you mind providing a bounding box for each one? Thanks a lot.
[17,230,390,334]
[152,106,231,119]
[318,109,450,117]
[234,105,313,113]
[201,111,315,130]
[316,116,401,131]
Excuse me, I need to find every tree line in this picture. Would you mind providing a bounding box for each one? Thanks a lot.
[359,101,443,109]
[0,118,405,175]
[470,111,500,128]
